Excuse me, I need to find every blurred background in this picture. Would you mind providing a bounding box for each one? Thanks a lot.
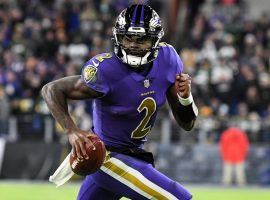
[0,0,270,199]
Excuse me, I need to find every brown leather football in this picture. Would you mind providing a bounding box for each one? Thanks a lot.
[70,134,106,176]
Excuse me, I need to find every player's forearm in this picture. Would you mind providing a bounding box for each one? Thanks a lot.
[167,89,198,131]
[171,102,198,131]
[41,82,78,133]
[42,76,103,133]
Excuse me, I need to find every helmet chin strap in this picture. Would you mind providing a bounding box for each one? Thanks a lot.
[121,49,151,67]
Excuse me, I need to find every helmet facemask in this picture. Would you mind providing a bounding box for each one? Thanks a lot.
[112,4,164,67]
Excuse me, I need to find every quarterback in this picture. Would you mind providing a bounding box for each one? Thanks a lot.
[42,4,198,200]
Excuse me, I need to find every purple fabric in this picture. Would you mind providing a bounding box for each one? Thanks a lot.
[77,176,120,200]
[79,44,187,199]
[81,45,183,148]
[78,152,192,200]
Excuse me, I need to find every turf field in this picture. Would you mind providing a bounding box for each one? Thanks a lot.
[0,181,270,200]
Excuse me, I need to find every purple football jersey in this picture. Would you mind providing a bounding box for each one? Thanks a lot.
[81,43,183,148]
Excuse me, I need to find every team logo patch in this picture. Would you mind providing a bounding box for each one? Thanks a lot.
[143,79,150,88]
[83,65,97,83]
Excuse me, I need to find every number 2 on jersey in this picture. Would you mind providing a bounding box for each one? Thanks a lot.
[131,97,157,139]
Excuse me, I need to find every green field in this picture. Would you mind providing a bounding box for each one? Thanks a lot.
[0,181,270,200]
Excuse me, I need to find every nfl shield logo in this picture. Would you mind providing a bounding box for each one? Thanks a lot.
[144,79,150,88]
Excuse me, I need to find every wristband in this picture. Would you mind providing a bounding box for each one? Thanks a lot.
[177,93,194,106]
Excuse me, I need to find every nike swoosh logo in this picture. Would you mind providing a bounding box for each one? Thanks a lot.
[92,60,99,68]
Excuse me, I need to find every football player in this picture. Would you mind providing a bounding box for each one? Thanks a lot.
[42,4,198,200]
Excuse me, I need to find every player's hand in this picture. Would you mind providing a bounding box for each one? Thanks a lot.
[175,73,191,99]
[67,129,96,160]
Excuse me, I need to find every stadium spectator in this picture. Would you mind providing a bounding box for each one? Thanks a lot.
[219,126,249,186]
[167,0,205,49]
[0,86,10,136]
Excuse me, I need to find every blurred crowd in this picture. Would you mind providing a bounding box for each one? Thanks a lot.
[179,0,270,143]
[0,0,269,143]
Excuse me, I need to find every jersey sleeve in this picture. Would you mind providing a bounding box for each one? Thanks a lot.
[166,44,183,84]
[158,43,183,84]
[81,54,112,97]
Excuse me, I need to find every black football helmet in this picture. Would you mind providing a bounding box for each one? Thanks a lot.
[112,4,164,66]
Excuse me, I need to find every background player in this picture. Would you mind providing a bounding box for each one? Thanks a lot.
[42,4,198,200]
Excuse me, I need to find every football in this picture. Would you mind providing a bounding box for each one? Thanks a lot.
[70,134,106,176]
